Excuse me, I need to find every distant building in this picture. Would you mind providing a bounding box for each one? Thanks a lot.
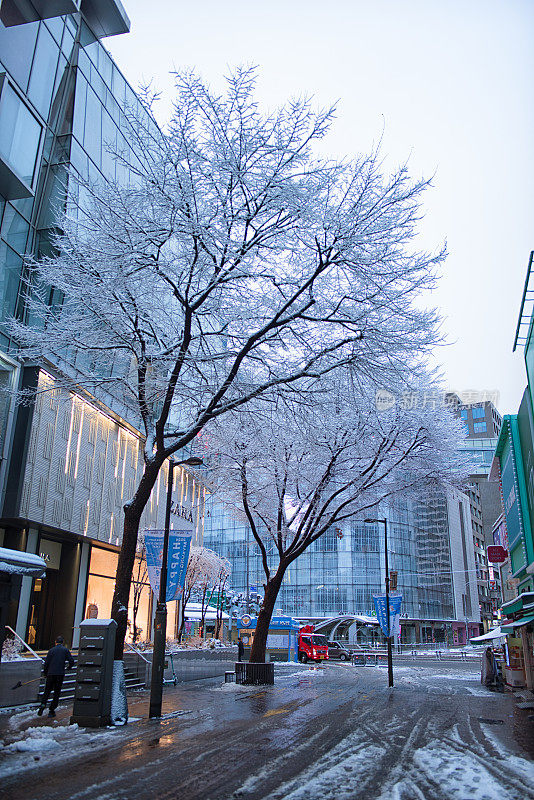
[452,397,503,632]
[458,401,502,439]
[204,484,481,647]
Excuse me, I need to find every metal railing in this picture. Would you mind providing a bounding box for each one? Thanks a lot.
[125,641,150,664]
[4,626,44,662]
[351,648,480,665]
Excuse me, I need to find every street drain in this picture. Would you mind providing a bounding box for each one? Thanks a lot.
[477,718,504,725]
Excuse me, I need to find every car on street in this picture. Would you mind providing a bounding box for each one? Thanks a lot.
[327,640,352,661]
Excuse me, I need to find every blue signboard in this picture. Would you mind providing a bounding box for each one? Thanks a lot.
[372,594,403,637]
[144,530,192,602]
[236,615,300,631]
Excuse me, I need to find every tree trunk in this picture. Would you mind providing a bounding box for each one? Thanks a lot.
[249,568,285,663]
[111,460,162,660]
[177,594,187,642]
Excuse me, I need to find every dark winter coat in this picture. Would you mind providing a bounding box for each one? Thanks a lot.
[43,644,74,676]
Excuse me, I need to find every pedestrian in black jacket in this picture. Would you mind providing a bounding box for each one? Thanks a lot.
[38,636,74,717]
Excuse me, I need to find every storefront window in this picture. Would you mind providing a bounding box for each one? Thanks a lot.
[85,546,118,622]
[86,546,153,644]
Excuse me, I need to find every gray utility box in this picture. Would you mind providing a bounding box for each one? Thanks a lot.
[71,619,116,728]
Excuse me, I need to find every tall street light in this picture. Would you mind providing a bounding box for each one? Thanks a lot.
[149,455,203,719]
[364,517,394,688]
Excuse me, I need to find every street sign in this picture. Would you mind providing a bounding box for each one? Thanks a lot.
[487,545,508,563]
[389,571,398,591]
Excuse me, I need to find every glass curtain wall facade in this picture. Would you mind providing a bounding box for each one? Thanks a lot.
[204,490,465,637]
[0,6,148,342]
[0,2,207,649]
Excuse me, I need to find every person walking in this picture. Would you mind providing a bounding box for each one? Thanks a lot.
[38,636,74,717]
[237,637,245,662]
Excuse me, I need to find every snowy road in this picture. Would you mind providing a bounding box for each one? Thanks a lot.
[1,662,533,800]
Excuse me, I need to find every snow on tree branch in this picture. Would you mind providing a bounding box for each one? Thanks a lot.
[4,66,447,662]
[204,372,474,662]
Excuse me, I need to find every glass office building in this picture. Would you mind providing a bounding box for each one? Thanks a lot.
[204,484,480,645]
[0,1,206,650]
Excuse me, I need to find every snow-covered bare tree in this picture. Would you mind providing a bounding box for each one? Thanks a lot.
[8,68,444,673]
[195,550,231,638]
[178,546,229,641]
[212,560,232,639]
[130,545,148,644]
[206,378,472,663]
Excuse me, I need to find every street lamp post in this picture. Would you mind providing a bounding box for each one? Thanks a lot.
[149,456,203,719]
[365,517,394,688]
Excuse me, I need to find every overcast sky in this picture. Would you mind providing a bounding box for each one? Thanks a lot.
[107,0,534,414]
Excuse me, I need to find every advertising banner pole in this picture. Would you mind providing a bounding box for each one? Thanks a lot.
[366,517,394,687]
[383,518,393,687]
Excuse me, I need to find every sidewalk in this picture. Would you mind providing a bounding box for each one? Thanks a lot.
[0,677,218,779]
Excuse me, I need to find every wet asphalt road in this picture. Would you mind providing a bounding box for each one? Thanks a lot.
[2,662,534,800]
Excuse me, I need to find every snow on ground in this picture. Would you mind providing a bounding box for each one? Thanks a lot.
[276,670,327,680]
[406,737,534,800]
[481,727,534,787]
[213,681,260,692]
[252,721,534,800]
[7,709,38,728]
[0,721,122,777]
[239,727,386,800]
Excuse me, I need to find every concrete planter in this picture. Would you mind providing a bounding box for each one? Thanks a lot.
[0,659,42,707]
[235,662,274,685]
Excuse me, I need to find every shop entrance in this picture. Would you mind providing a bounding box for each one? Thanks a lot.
[27,536,80,650]
[28,571,59,650]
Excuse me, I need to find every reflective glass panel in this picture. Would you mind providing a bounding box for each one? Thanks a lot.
[0,240,23,321]
[0,83,42,185]
[1,204,29,252]
[44,15,65,45]
[0,18,38,91]
[83,85,102,169]
[28,23,61,118]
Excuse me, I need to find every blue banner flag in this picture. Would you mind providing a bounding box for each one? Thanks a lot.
[372,594,403,637]
[144,530,192,602]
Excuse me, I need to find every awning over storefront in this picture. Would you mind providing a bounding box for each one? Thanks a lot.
[470,627,506,642]
[501,592,534,616]
[184,603,229,621]
[501,614,534,633]
[0,547,46,578]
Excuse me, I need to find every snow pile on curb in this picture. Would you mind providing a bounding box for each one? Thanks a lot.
[214,682,257,692]
[0,722,120,777]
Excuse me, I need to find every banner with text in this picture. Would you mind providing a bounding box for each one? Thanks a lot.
[372,593,403,638]
[144,530,192,602]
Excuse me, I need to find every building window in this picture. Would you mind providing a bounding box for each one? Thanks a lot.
[473,422,487,433]
[0,78,42,196]
[460,410,468,420]
[472,407,485,419]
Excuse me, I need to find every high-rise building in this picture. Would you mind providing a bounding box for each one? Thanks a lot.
[204,484,481,647]
[0,1,205,650]
[454,398,503,631]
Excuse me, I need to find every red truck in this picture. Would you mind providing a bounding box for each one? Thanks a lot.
[298,625,329,663]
